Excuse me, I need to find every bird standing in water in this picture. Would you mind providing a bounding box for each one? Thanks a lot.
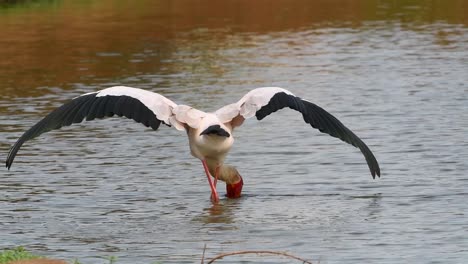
[6,86,380,202]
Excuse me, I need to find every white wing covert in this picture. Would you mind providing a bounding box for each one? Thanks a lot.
[172,105,207,130]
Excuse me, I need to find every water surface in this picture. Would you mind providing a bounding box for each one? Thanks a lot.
[1,1,467,263]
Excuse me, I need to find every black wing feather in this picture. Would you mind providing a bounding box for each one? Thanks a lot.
[6,93,163,169]
[94,96,110,119]
[256,92,380,178]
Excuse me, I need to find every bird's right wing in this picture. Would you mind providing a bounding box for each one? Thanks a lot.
[216,87,380,178]
[6,86,203,169]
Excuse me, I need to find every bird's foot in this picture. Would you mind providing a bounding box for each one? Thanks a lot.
[210,191,220,203]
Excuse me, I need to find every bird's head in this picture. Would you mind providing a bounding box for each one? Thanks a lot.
[226,175,243,199]
[222,165,243,199]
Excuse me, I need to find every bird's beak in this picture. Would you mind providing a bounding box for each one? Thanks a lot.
[200,125,231,137]
[226,175,243,199]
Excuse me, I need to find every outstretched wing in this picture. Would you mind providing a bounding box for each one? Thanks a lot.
[216,87,380,178]
[6,86,194,169]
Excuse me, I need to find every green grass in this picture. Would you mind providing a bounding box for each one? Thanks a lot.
[0,246,41,264]
[0,247,156,264]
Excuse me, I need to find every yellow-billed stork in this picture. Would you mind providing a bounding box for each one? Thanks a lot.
[6,86,380,202]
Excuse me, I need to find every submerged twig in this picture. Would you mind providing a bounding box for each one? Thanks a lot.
[204,250,313,264]
[201,244,207,264]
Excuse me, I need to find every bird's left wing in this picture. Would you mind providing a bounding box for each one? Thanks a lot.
[6,86,193,169]
[215,87,380,178]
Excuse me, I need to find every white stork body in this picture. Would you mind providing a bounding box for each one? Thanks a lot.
[187,113,234,162]
[6,86,380,203]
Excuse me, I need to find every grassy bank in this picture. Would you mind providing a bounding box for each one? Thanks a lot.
[0,247,40,264]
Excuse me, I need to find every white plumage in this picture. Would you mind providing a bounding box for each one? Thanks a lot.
[6,86,380,202]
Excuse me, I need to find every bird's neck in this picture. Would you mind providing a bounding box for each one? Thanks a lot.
[208,163,241,185]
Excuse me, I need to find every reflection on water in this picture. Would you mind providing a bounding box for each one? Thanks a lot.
[1,1,468,263]
[197,200,243,225]
[0,0,467,97]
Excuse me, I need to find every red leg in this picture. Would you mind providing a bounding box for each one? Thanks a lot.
[214,166,220,187]
[201,160,219,203]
